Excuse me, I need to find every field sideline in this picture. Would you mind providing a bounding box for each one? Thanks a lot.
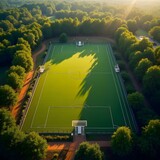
[21,43,137,134]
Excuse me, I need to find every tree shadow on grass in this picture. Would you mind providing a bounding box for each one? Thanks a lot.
[76,48,111,126]
[47,44,79,65]
[44,44,111,129]
[77,49,109,106]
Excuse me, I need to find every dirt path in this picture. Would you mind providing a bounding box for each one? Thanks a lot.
[121,56,150,107]
[123,60,141,92]
[47,135,110,160]
[11,42,47,119]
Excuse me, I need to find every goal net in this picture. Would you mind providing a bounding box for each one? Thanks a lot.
[76,41,84,47]
[39,65,45,73]
[72,120,87,127]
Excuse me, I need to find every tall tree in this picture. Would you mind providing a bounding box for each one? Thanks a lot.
[0,85,17,107]
[135,58,153,81]
[75,142,103,160]
[21,132,47,160]
[127,19,137,33]
[139,119,160,159]
[8,65,26,80]
[111,126,133,157]
[128,92,145,111]
[0,109,47,160]
[12,51,33,73]
[0,108,16,132]
[59,33,68,43]
[143,65,160,95]
[7,72,24,90]
[149,26,160,43]
[154,46,160,65]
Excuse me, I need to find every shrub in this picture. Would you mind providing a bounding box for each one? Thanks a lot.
[52,153,59,160]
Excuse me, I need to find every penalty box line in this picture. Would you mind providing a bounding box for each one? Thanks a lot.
[48,105,117,129]
[31,105,118,130]
[50,72,112,75]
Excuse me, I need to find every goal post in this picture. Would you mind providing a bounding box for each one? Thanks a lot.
[39,65,45,73]
[76,41,84,47]
[72,120,87,135]
[72,120,87,127]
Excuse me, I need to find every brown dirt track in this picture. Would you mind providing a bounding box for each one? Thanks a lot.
[11,42,47,119]
[47,135,110,160]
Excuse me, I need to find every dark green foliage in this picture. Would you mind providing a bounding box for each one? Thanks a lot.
[117,60,125,70]
[121,71,130,82]
[154,46,160,65]
[139,120,160,159]
[8,65,26,79]
[127,19,137,33]
[125,82,136,94]
[137,107,158,126]
[17,38,31,53]
[111,126,133,157]
[0,85,17,107]
[135,58,152,81]
[143,65,160,95]
[75,142,103,160]
[0,126,25,160]
[59,33,68,43]
[12,51,33,73]
[7,72,24,90]
[128,92,144,111]
[149,26,160,43]
[42,135,71,142]
[0,109,47,160]
[0,108,16,132]
[21,132,47,160]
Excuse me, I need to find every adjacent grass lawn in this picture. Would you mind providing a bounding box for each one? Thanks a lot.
[21,43,137,134]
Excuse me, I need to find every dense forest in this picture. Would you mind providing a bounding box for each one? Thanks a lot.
[0,0,160,159]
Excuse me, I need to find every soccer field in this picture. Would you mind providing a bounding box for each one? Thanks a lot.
[21,43,137,134]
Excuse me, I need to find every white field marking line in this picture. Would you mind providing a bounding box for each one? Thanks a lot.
[107,45,126,125]
[50,106,82,108]
[51,46,55,59]
[109,47,130,128]
[51,72,112,75]
[97,45,99,53]
[31,126,115,129]
[44,106,51,128]
[85,104,115,129]
[49,105,115,130]
[84,104,110,108]
[26,45,53,129]
[31,71,49,128]
[114,67,132,128]
[109,107,114,128]
[31,127,73,129]
[109,44,135,129]
[86,127,115,129]
[61,45,63,53]
[108,44,132,128]
[20,74,41,130]
[106,46,127,125]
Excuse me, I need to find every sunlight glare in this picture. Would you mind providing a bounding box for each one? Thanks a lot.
[123,0,137,19]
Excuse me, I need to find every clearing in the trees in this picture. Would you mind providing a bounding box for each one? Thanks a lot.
[21,43,137,134]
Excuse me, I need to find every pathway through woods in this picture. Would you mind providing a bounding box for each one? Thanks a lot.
[12,42,47,119]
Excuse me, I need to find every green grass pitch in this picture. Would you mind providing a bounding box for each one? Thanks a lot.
[21,43,137,134]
